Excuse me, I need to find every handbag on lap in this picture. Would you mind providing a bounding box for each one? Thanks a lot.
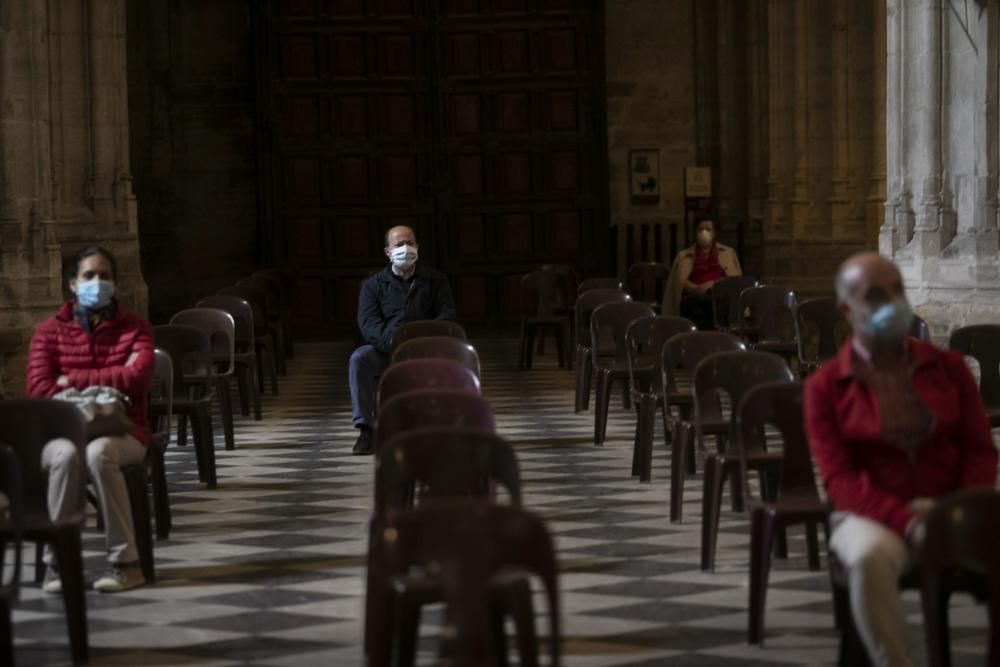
[53,386,134,439]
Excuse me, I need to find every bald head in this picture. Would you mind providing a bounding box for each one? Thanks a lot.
[835,252,908,346]
[384,225,417,250]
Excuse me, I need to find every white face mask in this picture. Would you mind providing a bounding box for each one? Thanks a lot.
[390,244,418,269]
[697,229,714,248]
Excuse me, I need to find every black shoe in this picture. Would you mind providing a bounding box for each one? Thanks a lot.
[352,427,373,455]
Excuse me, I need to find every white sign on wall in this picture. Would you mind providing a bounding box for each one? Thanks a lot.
[684,167,712,198]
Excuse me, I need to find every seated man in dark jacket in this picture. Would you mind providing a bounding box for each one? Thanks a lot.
[349,225,456,454]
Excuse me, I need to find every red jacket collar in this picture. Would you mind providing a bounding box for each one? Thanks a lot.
[833,336,939,380]
[56,298,126,325]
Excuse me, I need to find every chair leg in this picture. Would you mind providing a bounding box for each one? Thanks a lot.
[123,466,155,583]
[581,354,593,411]
[638,395,656,483]
[53,527,89,665]
[630,403,642,478]
[921,577,953,667]
[34,542,44,584]
[620,381,631,410]
[193,407,218,488]
[488,596,510,667]
[176,413,188,447]
[395,595,421,667]
[507,577,538,667]
[0,596,12,667]
[251,356,263,420]
[235,365,251,418]
[748,507,775,644]
[554,325,567,369]
[573,347,586,412]
[594,371,611,446]
[150,451,171,540]
[518,321,528,371]
[805,522,821,570]
[670,421,690,523]
[216,376,236,451]
[524,325,535,370]
[700,455,726,571]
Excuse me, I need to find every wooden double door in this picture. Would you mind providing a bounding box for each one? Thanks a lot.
[258,0,609,332]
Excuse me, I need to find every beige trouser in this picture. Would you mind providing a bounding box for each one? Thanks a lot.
[829,512,914,667]
[42,435,146,565]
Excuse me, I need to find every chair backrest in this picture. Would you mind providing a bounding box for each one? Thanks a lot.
[692,351,795,444]
[540,263,580,303]
[0,400,87,518]
[578,277,624,295]
[390,320,467,355]
[736,381,818,501]
[372,502,560,667]
[662,331,746,417]
[150,348,174,441]
[590,301,655,367]
[949,324,1000,409]
[377,358,481,409]
[910,314,931,342]
[521,269,570,318]
[0,442,23,600]
[218,285,270,330]
[738,286,800,343]
[796,296,848,365]
[375,427,521,516]
[376,389,495,454]
[153,324,215,396]
[920,488,1000,666]
[196,295,256,349]
[711,275,758,330]
[170,308,236,376]
[626,315,696,394]
[574,288,631,347]
[238,275,282,319]
[627,262,669,306]
[251,269,292,311]
[390,336,481,379]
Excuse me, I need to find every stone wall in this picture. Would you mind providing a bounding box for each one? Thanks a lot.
[0,1,145,397]
[126,0,259,324]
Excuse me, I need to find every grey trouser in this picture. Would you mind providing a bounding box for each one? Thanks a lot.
[42,435,146,565]
[349,344,390,428]
[829,512,914,667]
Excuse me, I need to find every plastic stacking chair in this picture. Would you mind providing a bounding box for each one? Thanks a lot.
[711,275,758,332]
[574,288,630,413]
[919,489,999,667]
[740,382,829,644]
[365,428,527,662]
[369,502,561,667]
[578,277,624,295]
[0,400,89,665]
[519,269,571,369]
[694,351,795,571]
[796,297,848,375]
[239,275,289,376]
[391,336,481,379]
[148,349,174,539]
[0,443,23,667]
[390,320,467,355]
[949,324,1000,426]
[376,389,495,455]
[910,314,931,342]
[626,315,696,482]
[171,308,237,451]
[252,268,296,359]
[153,325,218,488]
[218,285,280,396]
[377,358,481,410]
[627,262,669,313]
[540,263,580,305]
[663,332,747,523]
[590,301,656,445]
[738,286,801,364]
[197,295,262,420]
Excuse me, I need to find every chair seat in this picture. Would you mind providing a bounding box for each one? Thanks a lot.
[753,341,798,355]
[752,495,828,521]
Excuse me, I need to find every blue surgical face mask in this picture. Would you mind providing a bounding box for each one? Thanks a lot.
[390,244,418,269]
[864,298,913,344]
[75,279,116,309]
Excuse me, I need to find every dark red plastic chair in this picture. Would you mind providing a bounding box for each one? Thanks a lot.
[627,262,669,313]
[0,400,89,665]
[711,275,758,332]
[796,296,848,375]
[218,284,280,395]
[147,349,174,540]
[949,324,1000,426]
[519,269,571,369]
[590,302,656,446]
[626,315,696,482]
[375,389,495,455]
[377,358,481,410]
[390,320,467,355]
[578,277,625,295]
[0,443,22,667]
[740,381,829,644]
[911,314,931,342]
[370,502,561,667]
[662,332,747,523]
[738,286,801,363]
[391,336,481,379]
[573,288,630,413]
[238,275,289,376]
[197,295,262,420]
[541,263,580,305]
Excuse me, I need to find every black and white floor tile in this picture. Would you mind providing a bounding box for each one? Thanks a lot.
[11,338,993,666]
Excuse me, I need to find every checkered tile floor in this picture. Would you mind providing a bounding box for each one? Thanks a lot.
[11,338,992,666]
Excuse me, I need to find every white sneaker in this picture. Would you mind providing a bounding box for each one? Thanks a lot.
[93,563,144,593]
[41,566,61,594]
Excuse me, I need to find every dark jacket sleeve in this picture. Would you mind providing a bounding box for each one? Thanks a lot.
[433,273,456,321]
[358,277,393,354]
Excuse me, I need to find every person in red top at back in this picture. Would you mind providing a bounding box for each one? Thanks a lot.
[662,217,742,329]
[27,246,155,593]
[804,252,998,667]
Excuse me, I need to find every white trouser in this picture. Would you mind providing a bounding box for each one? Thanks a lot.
[829,512,913,667]
[42,435,147,565]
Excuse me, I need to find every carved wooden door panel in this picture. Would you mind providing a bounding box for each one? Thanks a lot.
[260,0,607,332]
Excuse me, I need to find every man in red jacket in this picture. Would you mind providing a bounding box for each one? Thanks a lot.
[805,253,998,667]
[27,247,155,593]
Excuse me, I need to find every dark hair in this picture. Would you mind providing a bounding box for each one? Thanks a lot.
[69,246,118,282]
[694,216,718,233]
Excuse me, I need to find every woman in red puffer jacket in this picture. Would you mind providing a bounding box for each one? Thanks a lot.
[27,246,154,593]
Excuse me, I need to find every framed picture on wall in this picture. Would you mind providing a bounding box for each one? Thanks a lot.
[629,149,660,202]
